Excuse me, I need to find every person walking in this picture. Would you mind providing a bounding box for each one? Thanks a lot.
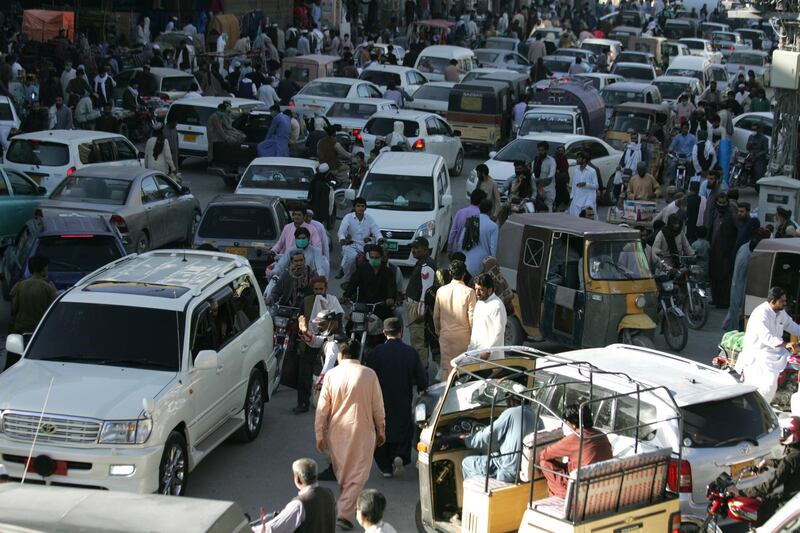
[708,192,738,308]
[433,260,477,379]
[356,490,397,533]
[474,164,502,218]
[9,256,57,335]
[405,237,436,367]
[315,339,386,531]
[163,116,181,176]
[258,104,292,157]
[143,126,177,176]
[307,164,333,229]
[251,458,336,532]
[460,199,498,277]
[568,151,598,216]
[367,318,428,478]
[49,95,73,129]
[723,228,770,331]
[448,189,485,254]
[467,273,507,358]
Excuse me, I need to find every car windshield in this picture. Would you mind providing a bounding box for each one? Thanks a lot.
[360,70,401,87]
[682,392,777,447]
[667,68,704,82]
[476,51,501,63]
[544,58,572,72]
[300,81,351,98]
[414,85,452,101]
[417,56,450,74]
[494,139,563,162]
[198,205,277,240]
[36,235,124,273]
[442,370,534,415]
[581,43,610,55]
[614,65,654,80]
[519,113,574,135]
[654,82,689,100]
[588,240,652,280]
[361,173,434,211]
[239,164,313,190]
[682,40,705,50]
[611,111,652,133]
[364,118,420,136]
[617,53,647,63]
[712,68,729,82]
[26,302,183,371]
[6,140,69,166]
[728,53,765,66]
[50,176,132,206]
[161,76,197,92]
[602,88,645,106]
[326,102,379,119]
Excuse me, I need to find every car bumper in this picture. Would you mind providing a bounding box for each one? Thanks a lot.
[178,147,208,158]
[0,436,164,492]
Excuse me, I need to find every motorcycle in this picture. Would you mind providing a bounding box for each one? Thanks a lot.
[692,468,764,532]
[270,304,301,389]
[670,152,690,191]
[730,151,755,190]
[674,256,709,330]
[346,301,386,361]
[656,269,689,351]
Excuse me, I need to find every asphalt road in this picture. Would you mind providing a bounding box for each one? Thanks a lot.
[0,152,746,531]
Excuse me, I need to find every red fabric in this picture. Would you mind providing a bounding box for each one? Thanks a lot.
[539,429,613,498]
[22,10,75,43]
[593,30,605,38]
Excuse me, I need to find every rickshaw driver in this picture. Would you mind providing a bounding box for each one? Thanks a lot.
[460,383,542,483]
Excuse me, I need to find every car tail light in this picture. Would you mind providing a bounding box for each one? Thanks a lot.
[352,128,360,137]
[413,138,425,150]
[667,459,692,493]
[66,166,76,176]
[355,132,363,146]
[288,99,296,108]
[110,214,129,234]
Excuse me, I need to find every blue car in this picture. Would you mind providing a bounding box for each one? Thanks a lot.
[1,214,127,300]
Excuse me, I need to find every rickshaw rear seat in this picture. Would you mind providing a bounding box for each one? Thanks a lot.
[520,427,566,483]
[531,447,671,522]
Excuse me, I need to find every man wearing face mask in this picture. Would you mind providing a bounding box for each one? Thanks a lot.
[206,101,246,167]
[274,208,323,256]
[343,244,397,324]
[272,227,329,280]
[269,250,316,307]
[653,213,694,270]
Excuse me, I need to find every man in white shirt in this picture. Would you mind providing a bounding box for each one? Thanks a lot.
[356,489,398,533]
[468,274,507,359]
[258,76,280,108]
[736,287,800,403]
[251,458,336,532]
[336,197,382,279]
[568,151,599,216]
[513,95,528,134]
[305,209,330,258]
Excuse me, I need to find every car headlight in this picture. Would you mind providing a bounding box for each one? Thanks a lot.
[416,220,435,238]
[99,418,152,444]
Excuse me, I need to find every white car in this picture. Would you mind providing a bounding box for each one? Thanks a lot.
[725,50,771,86]
[355,109,465,176]
[0,250,277,494]
[571,72,625,91]
[234,157,335,223]
[542,55,578,79]
[113,67,201,103]
[651,75,703,106]
[345,151,452,266]
[3,130,141,192]
[359,64,428,95]
[473,48,531,74]
[610,61,657,83]
[709,63,732,93]
[661,41,692,66]
[678,38,723,64]
[732,111,773,153]
[406,82,457,113]
[289,77,383,118]
[466,133,621,197]
[580,38,623,62]
[323,98,398,137]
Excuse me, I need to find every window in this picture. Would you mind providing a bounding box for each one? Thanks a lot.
[191,306,216,360]
[0,102,15,121]
[360,70,401,87]
[425,117,441,135]
[361,173,434,211]
[36,235,124,273]
[231,275,260,330]
[114,139,138,160]
[141,177,161,203]
[6,140,70,166]
[166,104,214,126]
[51,176,131,205]
[161,76,197,92]
[523,238,545,268]
[301,81,351,98]
[7,171,37,195]
[565,141,585,159]
[155,175,179,199]
[365,85,382,98]
[0,176,7,196]
[197,205,278,240]
[436,169,447,205]
[588,240,651,280]
[326,102,378,119]
[356,84,372,98]
[364,118,420,137]
[586,141,608,159]
[95,141,115,162]
[435,118,452,136]
[547,233,584,290]
[413,84,452,102]
[239,164,314,190]
[681,392,777,448]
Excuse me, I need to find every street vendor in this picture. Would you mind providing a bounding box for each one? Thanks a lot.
[736,287,800,403]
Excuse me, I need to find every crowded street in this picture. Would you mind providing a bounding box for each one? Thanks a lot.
[1,0,800,531]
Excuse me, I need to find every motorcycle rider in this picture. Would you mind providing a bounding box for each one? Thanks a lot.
[271,226,329,279]
[343,244,397,325]
[296,308,343,414]
[666,122,697,198]
[691,129,717,177]
[336,197,382,280]
[652,213,694,269]
[746,122,769,184]
[317,125,354,173]
[730,416,800,526]
[308,163,333,229]
[614,130,644,202]
[268,249,316,307]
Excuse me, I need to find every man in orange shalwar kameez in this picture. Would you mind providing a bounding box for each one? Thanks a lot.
[315,338,386,530]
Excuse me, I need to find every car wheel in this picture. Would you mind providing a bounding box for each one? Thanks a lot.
[135,232,150,254]
[185,211,201,246]
[158,431,188,496]
[452,149,464,176]
[237,368,266,442]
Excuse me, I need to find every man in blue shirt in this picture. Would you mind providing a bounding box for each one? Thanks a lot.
[665,122,697,199]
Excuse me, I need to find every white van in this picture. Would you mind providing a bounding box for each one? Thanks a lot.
[415,45,477,82]
[345,152,453,266]
[165,96,267,160]
[665,55,713,90]
[3,130,141,192]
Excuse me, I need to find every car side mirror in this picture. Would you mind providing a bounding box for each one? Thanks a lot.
[415,403,427,425]
[194,350,218,370]
[453,129,462,137]
[442,194,453,207]
[180,185,191,194]
[489,151,498,158]
[5,334,25,356]
[344,189,356,201]
[37,186,47,195]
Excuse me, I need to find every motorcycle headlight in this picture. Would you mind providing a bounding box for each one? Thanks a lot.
[351,311,365,323]
[274,316,288,328]
[416,220,435,238]
[99,418,152,444]
[662,281,674,292]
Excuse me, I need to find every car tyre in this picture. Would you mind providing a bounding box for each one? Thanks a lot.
[452,149,464,176]
[237,368,266,442]
[185,210,201,246]
[158,431,188,496]
[135,231,150,254]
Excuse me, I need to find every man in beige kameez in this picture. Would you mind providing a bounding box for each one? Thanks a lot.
[315,339,386,531]
[433,259,477,379]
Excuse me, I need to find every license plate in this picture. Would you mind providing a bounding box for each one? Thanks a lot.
[225,247,248,257]
[731,459,756,479]
[614,525,642,533]
[386,240,398,251]
[183,133,198,143]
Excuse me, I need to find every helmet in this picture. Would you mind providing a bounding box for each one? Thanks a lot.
[781,416,800,446]
[312,309,338,335]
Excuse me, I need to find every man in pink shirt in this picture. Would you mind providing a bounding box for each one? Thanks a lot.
[274,207,324,254]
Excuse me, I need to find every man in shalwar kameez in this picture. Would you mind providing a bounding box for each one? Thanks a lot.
[257,105,291,157]
[315,339,386,531]
[433,259,477,380]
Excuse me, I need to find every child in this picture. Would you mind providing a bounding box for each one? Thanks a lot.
[691,226,711,283]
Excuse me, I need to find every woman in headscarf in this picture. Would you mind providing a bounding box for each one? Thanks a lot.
[479,257,513,311]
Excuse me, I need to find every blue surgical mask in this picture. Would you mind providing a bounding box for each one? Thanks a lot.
[296,238,309,249]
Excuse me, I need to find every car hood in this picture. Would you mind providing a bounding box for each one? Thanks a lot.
[367,206,438,230]
[0,360,177,420]
[483,158,517,185]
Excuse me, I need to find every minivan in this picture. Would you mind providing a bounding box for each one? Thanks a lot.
[344,151,453,266]
[3,130,141,192]
[665,55,713,90]
[414,45,477,82]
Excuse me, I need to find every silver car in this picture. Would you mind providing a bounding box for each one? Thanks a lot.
[38,166,201,254]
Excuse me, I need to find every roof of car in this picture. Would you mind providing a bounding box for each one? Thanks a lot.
[602,81,656,91]
[71,166,155,181]
[613,62,655,69]
[10,130,128,142]
[474,48,506,56]
[283,54,341,64]
[207,193,280,207]
[544,55,577,62]
[307,77,364,86]
[653,75,701,84]
[247,157,318,168]
[326,97,396,107]
[754,236,800,254]
[418,81,458,88]
[362,64,419,73]
[370,151,443,175]
[559,344,754,406]
[486,36,520,42]
[517,132,599,144]
[581,38,623,45]
[370,108,436,120]
[419,44,475,55]
[122,67,195,77]
[37,214,115,236]
[175,96,264,108]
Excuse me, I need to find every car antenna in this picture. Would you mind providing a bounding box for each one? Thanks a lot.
[21,376,55,485]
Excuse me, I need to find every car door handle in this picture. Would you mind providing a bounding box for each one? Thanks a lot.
[241,344,250,353]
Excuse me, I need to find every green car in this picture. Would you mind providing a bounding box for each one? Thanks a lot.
[0,166,47,248]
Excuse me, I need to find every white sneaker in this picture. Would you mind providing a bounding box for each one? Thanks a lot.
[392,456,404,477]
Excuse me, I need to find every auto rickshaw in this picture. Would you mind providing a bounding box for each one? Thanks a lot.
[280,54,343,88]
[447,79,512,152]
[744,237,800,333]
[604,102,673,178]
[628,35,667,72]
[414,347,682,533]
[498,214,658,349]
[607,25,642,49]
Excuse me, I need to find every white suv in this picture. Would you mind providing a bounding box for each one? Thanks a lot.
[0,250,277,495]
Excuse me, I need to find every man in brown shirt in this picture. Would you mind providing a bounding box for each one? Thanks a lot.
[539,404,613,498]
[10,256,58,334]
[625,162,661,201]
